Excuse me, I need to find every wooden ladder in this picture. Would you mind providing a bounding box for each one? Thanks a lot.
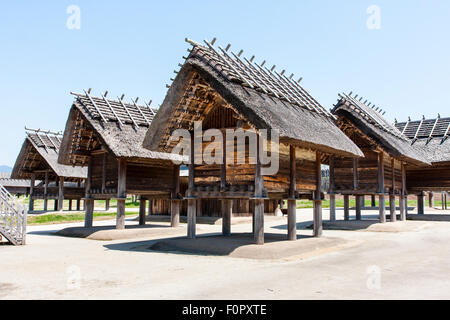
[0,184,27,245]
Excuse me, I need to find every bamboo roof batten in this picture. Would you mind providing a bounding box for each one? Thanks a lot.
[118,95,139,128]
[132,98,151,126]
[102,93,123,127]
[84,89,108,123]
[184,37,335,119]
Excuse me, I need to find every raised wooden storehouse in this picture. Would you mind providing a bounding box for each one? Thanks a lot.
[143,38,363,244]
[58,90,185,229]
[395,115,450,211]
[0,172,33,196]
[11,128,87,212]
[330,93,430,222]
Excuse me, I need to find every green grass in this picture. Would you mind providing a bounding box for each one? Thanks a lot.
[16,196,140,211]
[27,211,138,225]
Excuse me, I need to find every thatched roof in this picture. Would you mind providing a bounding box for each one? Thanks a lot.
[11,129,87,180]
[143,38,363,158]
[395,116,450,163]
[58,92,185,167]
[332,93,430,166]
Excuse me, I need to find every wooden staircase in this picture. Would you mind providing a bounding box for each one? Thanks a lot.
[0,184,27,245]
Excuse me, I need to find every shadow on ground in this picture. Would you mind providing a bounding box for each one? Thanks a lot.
[103,232,353,260]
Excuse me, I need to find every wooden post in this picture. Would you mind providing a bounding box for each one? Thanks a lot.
[105,199,110,211]
[116,158,127,229]
[377,152,385,194]
[253,134,264,245]
[344,195,350,221]
[313,152,323,237]
[54,199,58,211]
[371,195,376,207]
[84,159,93,228]
[353,158,359,191]
[429,192,434,208]
[187,131,197,239]
[442,192,445,210]
[288,145,297,241]
[379,195,386,223]
[76,199,81,211]
[171,165,180,228]
[355,195,362,220]
[389,159,396,222]
[400,163,407,221]
[417,192,425,215]
[139,197,146,226]
[68,200,72,211]
[43,171,48,212]
[148,199,153,216]
[329,194,336,222]
[58,177,64,211]
[328,156,336,222]
[445,192,448,210]
[222,199,232,236]
[29,173,35,212]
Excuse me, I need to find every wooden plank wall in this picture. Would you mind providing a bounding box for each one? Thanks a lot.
[406,162,450,191]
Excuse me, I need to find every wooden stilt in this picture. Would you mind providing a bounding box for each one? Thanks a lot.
[76,199,81,211]
[445,192,448,210]
[390,195,397,222]
[139,197,146,226]
[400,195,406,221]
[313,152,323,237]
[116,159,127,229]
[429,192,434,208]
[68,200,72,211]
[371,195,376,207]
[105,199,110,211]
[54,199,58,211]
[329,194,336,222]
[222,199,232,236]
[171,165,180,228]
[344,195,350,221]
[400,163,407,221]
[355,195,362,220]
[379,195,386,223]
[84,199,94,228]
[29,173,35,212]
[287,145,297,241]
[43,171,48,212]
[58,177,64,211]
[253,134,265,245]
[187,199,196,238]
[417,192,425,215]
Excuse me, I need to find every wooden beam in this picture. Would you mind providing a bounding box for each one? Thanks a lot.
[222,199,232,236]
[344,195,350,221]
[171,165,180,228]
[353,158,359,190]
[313,152,323,237]
[400,163,407,221]
[253,134,264,245]
[417,192,425,215]
[329,156,335,192]
[187,199,196,238]
[43,171,48,212]
[101,152,106,192]
[58,177,64,211]
[116,158,127,229]
[329,194,336,222]
[29,173,35,212]
[84,158,93,228]
[377,152,385,193]
[389,194,397,222]
[139,197,146,226]
[355,195,362,220]
[288,145,297,241]
[379,195,386,223]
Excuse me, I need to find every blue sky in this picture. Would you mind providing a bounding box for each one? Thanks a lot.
[0,1,449,166]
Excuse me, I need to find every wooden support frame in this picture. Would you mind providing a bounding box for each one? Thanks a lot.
[253,134,265,245]
[84,159,94,228]
[171,165,180,228]
[187,131,197,239]
[344,195,350,221]
[43,171,49,212]
[313,152,323,237]
[355,195,362,220]
[287,145,297,240]
[390,158,396,222]
[29,173,35,212]
[379,195,386,223]
[328,156,336,222]
[139,197,146,226]
[417,192,425,215]
[400,163,407,221]
[116,158,127,229]
[222,199,232,236]
[58,177,64,211]
[377,152,385,194]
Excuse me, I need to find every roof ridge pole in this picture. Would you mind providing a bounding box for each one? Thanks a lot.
[102,94,123,127]
[117,96,139,127]
[131,98,151,126]
[83,89,109,123]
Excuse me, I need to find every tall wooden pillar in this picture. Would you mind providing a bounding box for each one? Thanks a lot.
[313,152,323,237]
[355,195,362,220]
[68,200,72,211]
[43,171,49,212]
[400,163,407,221]
[389,159,396,222]
[29,173,35,212]
[377,152,386,223]
[417,192,425,215]
[187,131,197,239]
[445,192,448,210]
[76,199,81,211]
[54,199,58,211]
[57,177,64,211]
[429,192,434,208]
[116,158,127,229]
[171,165,181,228]
[84,159,94,228]
[379,195,386,223]
[344,195,350,221]
[371,195,376,207]
[222,199,232,236]
[105,199,110,211]
[287,145,297,241]
[329,156,336,222]
[148,199,153,216]
[253,134,264,245]
[139,197,146,226]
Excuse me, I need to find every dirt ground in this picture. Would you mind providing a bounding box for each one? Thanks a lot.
[2,207,450,299]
